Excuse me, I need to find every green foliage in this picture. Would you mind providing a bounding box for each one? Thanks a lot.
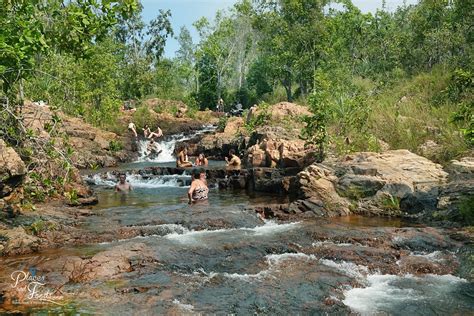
[447,69,473,146]
[379,194,401,212]
[28,219,57,236]
[368,67,470,163]
[109,140,123,152]
[64,189,79,205]
[301,72,332,162]
[459,196,474,226]
[132,106,154,128]
[217,116,228,132]
[244,102,270,133]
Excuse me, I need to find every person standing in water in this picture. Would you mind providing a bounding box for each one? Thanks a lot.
[176,145,193,168]
[225,149,241,170]
[195,153,208,167]
[188,169,209,204]
[115,174,132,192]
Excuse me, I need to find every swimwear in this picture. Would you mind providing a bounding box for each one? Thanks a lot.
[192,183,209,201]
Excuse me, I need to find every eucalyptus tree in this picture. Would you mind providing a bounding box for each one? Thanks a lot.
[253,0,330,101]
[176,26,198,93]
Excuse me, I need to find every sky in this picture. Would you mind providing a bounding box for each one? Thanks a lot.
[140,0,419,58]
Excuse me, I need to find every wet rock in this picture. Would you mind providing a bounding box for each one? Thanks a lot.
[397,252,458,275]
[390,228,456,252]
[37,243,154,283]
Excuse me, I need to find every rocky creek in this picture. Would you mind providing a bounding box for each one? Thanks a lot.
[1,126,473,315]
[1,176,473,314]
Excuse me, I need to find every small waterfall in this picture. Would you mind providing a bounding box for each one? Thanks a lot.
[137,125,216,163]
[86,172,191,188]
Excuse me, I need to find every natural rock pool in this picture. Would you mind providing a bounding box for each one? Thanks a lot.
[1,169,472,315]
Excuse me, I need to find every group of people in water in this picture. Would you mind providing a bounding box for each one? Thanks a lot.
[127,122,164,157]
[118,120,242,204]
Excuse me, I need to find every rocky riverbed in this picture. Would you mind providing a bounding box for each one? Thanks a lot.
[1,102,473,314]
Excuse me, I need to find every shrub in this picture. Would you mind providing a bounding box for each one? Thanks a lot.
[244,102,270,134]
[109,140,123,152]
[217,116,228,132]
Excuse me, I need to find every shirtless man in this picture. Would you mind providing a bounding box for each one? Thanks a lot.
[225,149,241,170]
[176,146,193,168]
[115,174,132,192]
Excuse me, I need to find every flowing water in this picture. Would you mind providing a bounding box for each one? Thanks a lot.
[1,131,473,315]
[136,125,216,163]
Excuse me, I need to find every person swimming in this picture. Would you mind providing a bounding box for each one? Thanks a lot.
[188,169,209,204]
[195,153,208,167]
[115,174,132,192]
[176,145,193,168]
[225,149,241,170]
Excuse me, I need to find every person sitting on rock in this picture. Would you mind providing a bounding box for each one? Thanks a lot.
[176,145,193,168]
[225,149,241,171]
[115,174,132,192]
[147,126,163,139]
[188,169,209,204]
[143,124,152,138]
[195,153,208,167]
[128,122,138,138]
[147,139,162,157]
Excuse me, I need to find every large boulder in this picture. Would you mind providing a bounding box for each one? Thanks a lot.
[244,126,315,169]
[0,139,26,186]
[295,164,351,216]
[198,117,245,157]
[434,156,474,226]
[335,150,448,215]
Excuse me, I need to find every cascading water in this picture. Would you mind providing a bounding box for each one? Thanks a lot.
[136,125,216,163]
[86,172,191,188]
